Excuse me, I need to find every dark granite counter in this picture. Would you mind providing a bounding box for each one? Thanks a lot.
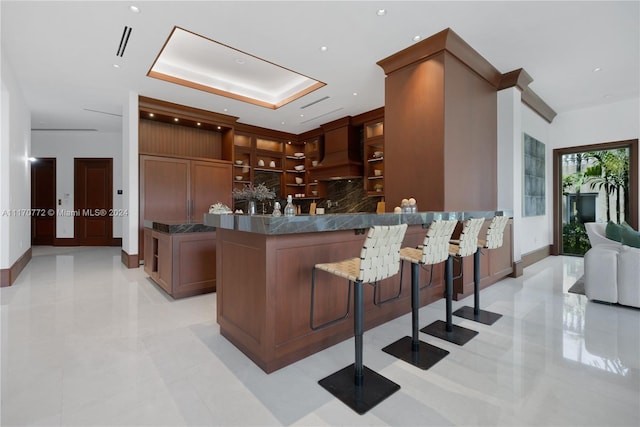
[144,219,216,234]
[204,210,512,235]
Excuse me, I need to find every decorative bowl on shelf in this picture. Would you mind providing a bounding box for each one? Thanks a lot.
[311,190,318,196]
[374,169,382,176]
[312,160,318,167]
[235,160,243,165]
[295,177,304,184]
[293,152,304,158]
[373,151,383,158]
[235,176,243,181]
[294,165,304,171]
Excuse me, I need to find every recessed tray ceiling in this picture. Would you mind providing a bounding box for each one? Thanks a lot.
[148,27,325,109]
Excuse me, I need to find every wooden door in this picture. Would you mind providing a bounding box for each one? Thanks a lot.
[190,160,232,221]
[139,156,190,261]
[31,158,56,245]
[74,158,113,245]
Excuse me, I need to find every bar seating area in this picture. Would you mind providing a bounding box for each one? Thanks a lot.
[453,215,510,325]
[421,217,486,346]
[381,219,457,370]
[307,215,510,414]
[311,224,408,415]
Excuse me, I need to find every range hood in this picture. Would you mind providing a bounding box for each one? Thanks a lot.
[310,117,363,181]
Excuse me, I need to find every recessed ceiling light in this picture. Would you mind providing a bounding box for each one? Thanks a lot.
[319,46,328,52]
[300,114,304,117]
[353,92,358,96]
[113,64,120,68]
[129,5,140,13]
[376,9,387,16]
[281,121,285,125]
[223,108,228,112]
[174,118,179,122]
[217,126,221,130]
[197,122,201,126]
[412,35,421,42]
[148,113,154,117]
[148,26,325,109]
[235,58,246,65]
[593,67,602,72]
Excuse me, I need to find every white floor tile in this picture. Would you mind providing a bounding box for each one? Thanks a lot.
[1,246,639,426]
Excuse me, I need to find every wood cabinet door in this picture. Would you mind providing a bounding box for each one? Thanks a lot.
[190,160,232,221]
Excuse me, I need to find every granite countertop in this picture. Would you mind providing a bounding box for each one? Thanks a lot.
[204,211,512,235]
[144,219,216,234]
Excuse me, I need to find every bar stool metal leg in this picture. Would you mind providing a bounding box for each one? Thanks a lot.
[382,262,449,369]
[318,280,400,415]
[421,256,479,346]
[452,250,503,325]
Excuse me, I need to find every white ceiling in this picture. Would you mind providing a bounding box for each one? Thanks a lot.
[2,1,638,135]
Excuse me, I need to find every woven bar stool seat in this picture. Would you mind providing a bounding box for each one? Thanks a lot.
[422,217,485,346]
[453,215,510,325]
[382,219,457,370]
[311,223,407,415]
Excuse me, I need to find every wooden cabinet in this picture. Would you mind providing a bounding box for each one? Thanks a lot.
[303,137,326,199]
[139,155,232,261]
[364,119,385,196]
[284,143,307,199]
[232,130,288,208]
[144,227,217,298]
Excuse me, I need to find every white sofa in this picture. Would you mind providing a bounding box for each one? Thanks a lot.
[584,222,622,247]
[583,223,640,308]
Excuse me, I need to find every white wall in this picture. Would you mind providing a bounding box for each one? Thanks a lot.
[521,104,552,255]
[122,91,139,257]
[498,95,640,261]
[31,131,123,239]
[550,98,640,225]
[0,51,32,269]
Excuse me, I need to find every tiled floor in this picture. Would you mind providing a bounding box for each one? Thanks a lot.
[1,246,639,426]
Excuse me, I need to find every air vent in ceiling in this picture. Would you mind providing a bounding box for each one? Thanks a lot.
[300,96,330,109]
[116,26,132,57]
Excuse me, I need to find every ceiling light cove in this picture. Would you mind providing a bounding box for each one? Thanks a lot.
[148,27,325,109]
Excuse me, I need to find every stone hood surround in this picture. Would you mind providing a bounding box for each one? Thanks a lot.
[204,211,512,235]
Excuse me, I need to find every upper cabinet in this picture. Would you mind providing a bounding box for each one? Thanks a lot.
[138,96,237,161]
[364,119,385,196]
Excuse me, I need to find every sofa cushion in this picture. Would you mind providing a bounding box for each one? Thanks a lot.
[605,221,624,242]
[584,245,620,304]
[620,226,640,249]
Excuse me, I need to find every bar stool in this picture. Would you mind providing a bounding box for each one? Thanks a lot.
[421,217,485,346]
[453,215,510,325]
[311,223,407,415]
[382,219,458,370]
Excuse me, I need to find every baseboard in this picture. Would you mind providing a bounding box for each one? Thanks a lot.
[510,260,524,277]
[121,250,139,269]
[522,245,552,268]
[53,237,122,246]
[0,247,33,287]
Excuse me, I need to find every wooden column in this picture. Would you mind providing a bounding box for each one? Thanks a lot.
[377,28,502,212]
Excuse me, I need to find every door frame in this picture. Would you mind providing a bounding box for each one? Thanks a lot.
[552,139,638,255]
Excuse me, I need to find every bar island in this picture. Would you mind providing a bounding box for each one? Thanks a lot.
[204,211,512,373]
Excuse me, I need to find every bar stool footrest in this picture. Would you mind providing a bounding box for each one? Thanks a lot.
[318,364,400,415]
[453,305,503,325]
[421,320,478,346]
[382,336,449,370]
